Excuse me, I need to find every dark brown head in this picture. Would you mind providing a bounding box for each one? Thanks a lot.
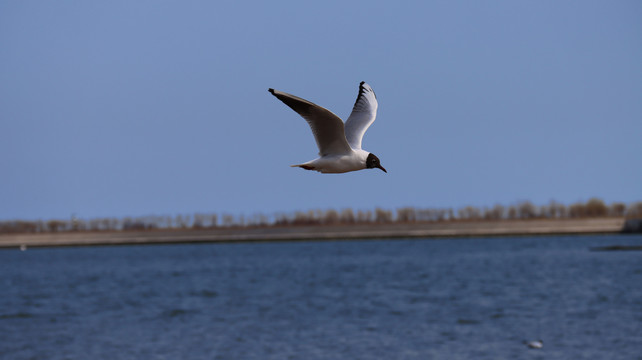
[366,153,387,173]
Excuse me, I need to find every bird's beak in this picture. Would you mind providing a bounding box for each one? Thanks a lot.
[377,165,387,173]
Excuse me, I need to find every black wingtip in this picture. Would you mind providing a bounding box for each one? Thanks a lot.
[359,81,376,100]
[268,88,275,94]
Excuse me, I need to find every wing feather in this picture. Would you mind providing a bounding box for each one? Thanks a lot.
[344,81,378,150]
[269,88,352,156]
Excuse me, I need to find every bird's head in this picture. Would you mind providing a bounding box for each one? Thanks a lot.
[366,153,387,173]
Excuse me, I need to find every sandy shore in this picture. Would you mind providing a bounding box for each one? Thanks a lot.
[0,218,630,249]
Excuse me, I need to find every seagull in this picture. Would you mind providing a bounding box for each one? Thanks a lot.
[525,339,544,349]
[268,81,386,174]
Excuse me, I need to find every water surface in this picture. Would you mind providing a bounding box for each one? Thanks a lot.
[2,235,641,359]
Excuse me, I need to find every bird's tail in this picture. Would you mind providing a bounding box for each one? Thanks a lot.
[291,164,315,171]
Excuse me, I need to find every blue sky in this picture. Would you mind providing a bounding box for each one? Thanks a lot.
[1,1,641,221]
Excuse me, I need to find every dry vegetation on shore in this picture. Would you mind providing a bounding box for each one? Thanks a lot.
[2,198,641,235]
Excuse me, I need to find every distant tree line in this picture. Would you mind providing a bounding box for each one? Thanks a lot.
[1,198,641,234]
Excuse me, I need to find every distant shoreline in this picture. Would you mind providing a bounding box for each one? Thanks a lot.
[0,218,636,249]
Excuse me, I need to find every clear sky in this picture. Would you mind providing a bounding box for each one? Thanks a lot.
[2,1,641,221]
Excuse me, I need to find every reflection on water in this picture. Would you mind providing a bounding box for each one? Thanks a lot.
[1,235,641,360]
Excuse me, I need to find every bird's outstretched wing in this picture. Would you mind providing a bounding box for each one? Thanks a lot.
[269,88,353,156]
[344,81,378,150]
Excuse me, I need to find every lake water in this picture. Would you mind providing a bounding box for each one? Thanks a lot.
[1,235,641,360]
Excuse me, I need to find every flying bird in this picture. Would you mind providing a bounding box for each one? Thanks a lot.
[268,81,386,174]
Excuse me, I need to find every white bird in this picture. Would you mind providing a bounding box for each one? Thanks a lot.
[268,81,386,174]
[525,339,543,349]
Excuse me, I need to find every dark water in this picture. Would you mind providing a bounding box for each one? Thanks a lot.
[2,235,641,360]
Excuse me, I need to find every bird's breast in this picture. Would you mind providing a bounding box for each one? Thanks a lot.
[314,152,368,173]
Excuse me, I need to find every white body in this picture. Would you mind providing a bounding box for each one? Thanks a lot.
[294,149,370,174]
